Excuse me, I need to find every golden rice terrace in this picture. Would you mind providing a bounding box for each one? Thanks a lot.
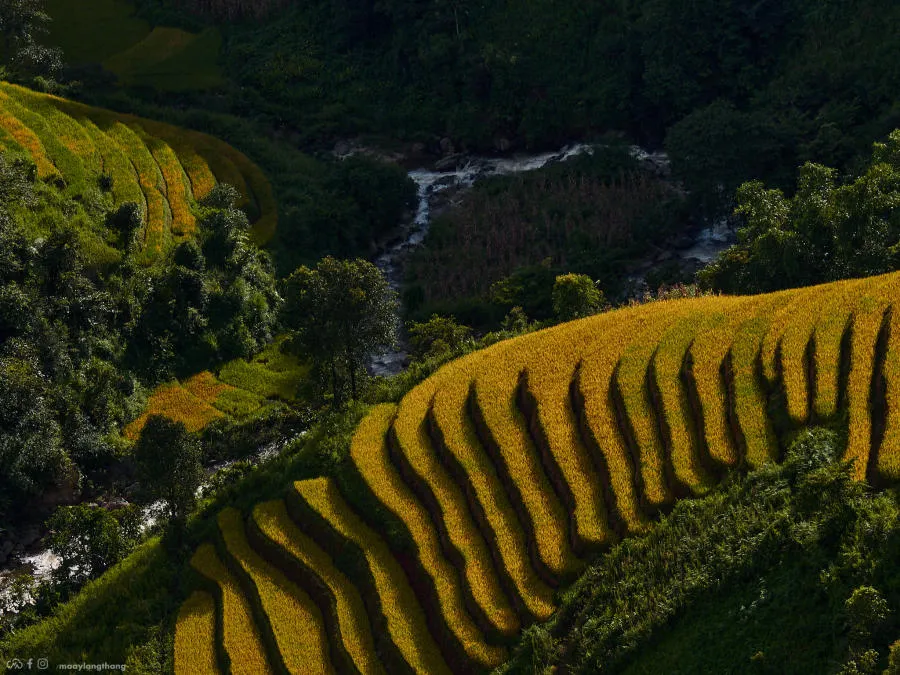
[176,272,900,673]
[0,82,277,260]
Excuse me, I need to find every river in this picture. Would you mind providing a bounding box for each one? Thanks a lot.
[0,432,305,615]
[367,143,735,376]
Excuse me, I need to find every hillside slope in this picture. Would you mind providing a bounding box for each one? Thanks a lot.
[124,338,308,438]
[173,271,900,673]
[0,82,276,261]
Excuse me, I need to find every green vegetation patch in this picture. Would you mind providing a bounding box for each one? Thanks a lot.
[103,27,225,92]
[1,539,175,668]
[44,0,151,65]
[217,342,307,402]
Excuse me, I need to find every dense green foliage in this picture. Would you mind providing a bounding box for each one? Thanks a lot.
[702,131,900,294]
[0,0,61,81]
[281,256,397,402]
[133,416,203,524]
[46,503,141,594]
[499,429,900,674]
[407,314,473,362]
[128,188,281,380]
[551,273,606,322]
[125,0,900,210]
[0,148,277,530]
[405,147,686,328]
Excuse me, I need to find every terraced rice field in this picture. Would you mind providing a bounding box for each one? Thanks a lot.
[176,272,900,673]
[125,340,304,439]
[0,82,277,261]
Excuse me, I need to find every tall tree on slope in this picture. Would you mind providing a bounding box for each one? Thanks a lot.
[0,0,62,82]
[281,256,397,402]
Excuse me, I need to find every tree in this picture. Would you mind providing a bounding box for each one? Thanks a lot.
[200,182,242,211]
[665,100,777,212]
[282,257,397,401]
[701,131,900,294]
[408,314,472,361]
[0,356,69,522]
[129,198,279,377]
[552,273,605,322]
[46,503,141,590]
[845,586,890,645]
[132,416,203,525]
[0,0,62,81]
[886,641,900,675]
[106,201,142,250]
[0,153,35,224]
[501,305,530,333]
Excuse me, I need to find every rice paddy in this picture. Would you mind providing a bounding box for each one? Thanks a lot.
[252,500,385,675]
[190,543,271,675]
[217,508,333,674]
[0,82,277,262]
[174,591,220,674]
[126,340,304,439]
[176,271,900,673]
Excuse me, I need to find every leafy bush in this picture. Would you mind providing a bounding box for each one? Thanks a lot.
[407,314,473,361]
[551,273,605,322]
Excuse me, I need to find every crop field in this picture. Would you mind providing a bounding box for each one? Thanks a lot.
[216,339,307,401]
[174,591,220,674]
[176,271,900,673]
[44,0,224,92]
[102,26,225,92]
[217,508,333,674]
[189,543,271,675]
[391,380,520,640]
[0,82,277,260]
[124,380,224,440]
[44,0,152,66]
[125,342,303,439]
[351,402,507,666]
[252,500,384,675]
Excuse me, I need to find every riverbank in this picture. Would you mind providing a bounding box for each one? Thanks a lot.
[364,141,734,376]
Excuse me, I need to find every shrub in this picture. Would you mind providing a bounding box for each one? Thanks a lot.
[552,273,605,322]
[407,314,473,361]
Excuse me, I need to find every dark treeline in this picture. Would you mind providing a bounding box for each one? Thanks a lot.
[173,0,292,20]
[133,0,900,213]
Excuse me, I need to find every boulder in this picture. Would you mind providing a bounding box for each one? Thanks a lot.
[434,153,464,171]
[0,539,14,564]
[333,140,352,157]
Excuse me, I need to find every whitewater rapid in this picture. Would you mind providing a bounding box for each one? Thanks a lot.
[368,143,731,376]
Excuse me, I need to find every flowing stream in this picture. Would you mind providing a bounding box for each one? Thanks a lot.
[367,143,734,376]
[0,432,305,614]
